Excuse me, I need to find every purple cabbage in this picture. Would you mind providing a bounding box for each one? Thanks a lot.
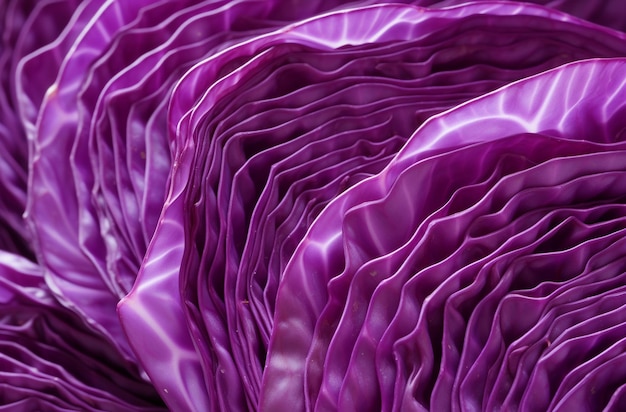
[264,58,626,410]
[0,251,163,410]
[1,0,626,410]
[119,3,626,411]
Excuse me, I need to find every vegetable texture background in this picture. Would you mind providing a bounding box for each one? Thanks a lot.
[2,0,626,411]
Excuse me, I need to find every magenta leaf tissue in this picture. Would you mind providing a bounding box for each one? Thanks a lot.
[2,0,626,410]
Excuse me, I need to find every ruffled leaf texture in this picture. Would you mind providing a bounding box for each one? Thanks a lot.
[4,0,626,410]
[0,0,84,258]
[264,58,626,411]
[22,0,411,378]
[22,0,437,376]
[112,2,626,411]
[1,0,387,408]
[0,251,164,410]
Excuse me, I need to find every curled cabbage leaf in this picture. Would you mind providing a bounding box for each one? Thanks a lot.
[6,0,626,410]
[24,0,406,369]
[119,2,626,410]
[0,251,164,410]
[0,0,85,258]
[264,58,626,411]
